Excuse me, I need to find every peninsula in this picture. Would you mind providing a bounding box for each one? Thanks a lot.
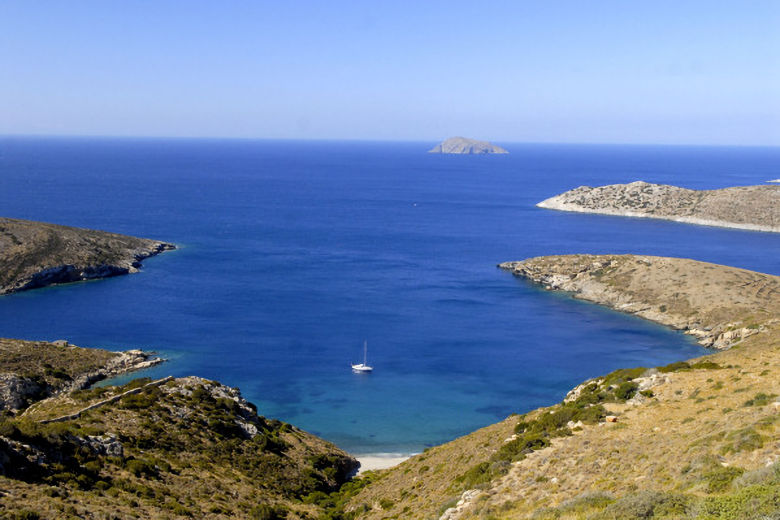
[0,217,175,295]
[537,182,780,232]
[428,137,508,155]
[348,255,779,519]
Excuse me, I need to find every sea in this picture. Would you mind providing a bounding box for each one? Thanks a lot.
[1,137,778,456]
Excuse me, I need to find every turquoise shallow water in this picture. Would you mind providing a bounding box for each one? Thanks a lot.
[1,138,778,454]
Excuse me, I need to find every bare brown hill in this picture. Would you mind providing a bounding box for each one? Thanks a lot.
[537,182,780,232]
[0,217,174,295]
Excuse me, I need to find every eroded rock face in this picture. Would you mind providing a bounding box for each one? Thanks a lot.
[428,137,508,154]
[0,374,47,411]
[537,182,780,232]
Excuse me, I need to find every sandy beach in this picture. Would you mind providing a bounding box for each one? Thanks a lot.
[355,453,415,474]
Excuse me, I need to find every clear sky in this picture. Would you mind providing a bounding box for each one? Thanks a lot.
[1,1,778,145]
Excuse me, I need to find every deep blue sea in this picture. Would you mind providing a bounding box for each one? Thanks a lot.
[1,138,778,455]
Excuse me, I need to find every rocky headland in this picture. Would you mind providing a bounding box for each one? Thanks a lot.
[0,338,163,413]
[348,255,779,519]
[500,254,779,349]
[428,137,508,154]
[0,217,174,295]
[537,182,780,232]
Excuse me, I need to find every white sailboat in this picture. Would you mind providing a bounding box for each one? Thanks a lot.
[351,341,373,372]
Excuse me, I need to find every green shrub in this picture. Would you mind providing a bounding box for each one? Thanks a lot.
[703,466,745,493]
[614,381,639,401]
[658,361,691,373]
[598,490,691,519]
[455,461,510,488]
[124,458,158,478]
[557,490,614,513]
[743,392,776,407]
[697,483,780,519]
[249,504,287,520]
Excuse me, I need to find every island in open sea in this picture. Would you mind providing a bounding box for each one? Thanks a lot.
[537,181,780,232]
[428,137,508,154]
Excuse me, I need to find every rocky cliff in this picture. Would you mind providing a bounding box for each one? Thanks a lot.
[428,137,508,154]
[0,217,174,295]
[537,182,780,232]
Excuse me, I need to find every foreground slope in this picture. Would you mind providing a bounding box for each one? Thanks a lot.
[1,365,357,519]
[537,182,780,232]
[0,217,174,294]
[348,255,779,519]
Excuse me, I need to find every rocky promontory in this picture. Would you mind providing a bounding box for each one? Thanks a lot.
[428,137,508,154]
[0,217,174,295]
[0,338,163,412]
[537,181,780,232]
[500,254,779,349]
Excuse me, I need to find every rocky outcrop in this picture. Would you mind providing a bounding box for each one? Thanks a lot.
[537,181,780,232]
[0,217,175,295]
[65,349,163,392]
[500,254,780,349]
[1,339,164,413]
[160,376,264,437]
[0,375,47,411]
[428,137,508,154]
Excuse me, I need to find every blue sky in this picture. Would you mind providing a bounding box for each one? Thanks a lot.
[1,1,778,145]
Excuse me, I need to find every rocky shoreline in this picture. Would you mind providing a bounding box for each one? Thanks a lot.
[537,181,780,232]
[0,217,175,295]
[499,254,780,349]
[1,340,164,413]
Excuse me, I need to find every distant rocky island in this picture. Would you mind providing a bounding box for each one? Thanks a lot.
[538,181,780,232]
[428,136,508,154]
[0,217,174,294]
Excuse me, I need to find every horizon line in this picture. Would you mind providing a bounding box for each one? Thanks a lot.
[1,133,778,149]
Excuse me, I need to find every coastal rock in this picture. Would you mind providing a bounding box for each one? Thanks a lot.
[0,338,164,413]
[537,181,780,232]
[428,137,508,154]
[499,255,780,349]
[0,217,175,295]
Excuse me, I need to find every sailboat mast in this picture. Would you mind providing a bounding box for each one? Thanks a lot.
[363,340,368,365]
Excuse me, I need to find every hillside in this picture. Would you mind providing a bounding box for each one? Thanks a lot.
[0,338,161,412]
[0,348,357,519]
[347,255,779,519]
[537,182,780,232]
[0,217,174,295]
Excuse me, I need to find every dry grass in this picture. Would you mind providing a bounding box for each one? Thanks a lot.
[348,256,779,519]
